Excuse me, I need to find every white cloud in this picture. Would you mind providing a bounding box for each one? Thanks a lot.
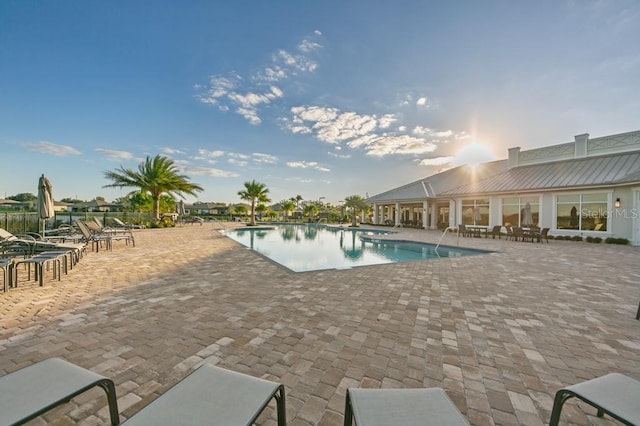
[161,147,186,155]
[284,105,452,157]
[252,153,278,164]
[416,97,428,106]
[328,151,351,159]
[286,160,330,172]
[198,149,225,158]
[228,158,248,167]
[95,148,134,161]
[418,156,455,166]
[197,33,322,124]
[182,166,238,178]
[25,141,81,157]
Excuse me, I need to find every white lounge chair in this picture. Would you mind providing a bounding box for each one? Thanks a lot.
[344,387,469,426]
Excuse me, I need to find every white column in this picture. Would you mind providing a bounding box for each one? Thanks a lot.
[449,199,456,227]
[395,202,400,226]
[373,203,378,224]
[431,202,438,229]
[422,201,428,229]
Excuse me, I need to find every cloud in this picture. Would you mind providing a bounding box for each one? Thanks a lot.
[197,149,225,158]
[418,156,455,166]
[286,160,330,172]
[283,105,455,157]
[328,151,351,159]
[252,153,278,164]
[24,141,81,157]
[95,148,134,161]
[228,158,248,167]
[181,166,238,178]
[161,147,186,155]
[197,32,322,124]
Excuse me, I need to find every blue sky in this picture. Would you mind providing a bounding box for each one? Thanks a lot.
[1,1,639,205]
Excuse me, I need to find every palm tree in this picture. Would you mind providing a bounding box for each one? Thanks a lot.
[103,155,203,222]
[280,200,295,222]
[303,203,318,222]
[256,203,268,222]
[238,180,270,226]
[344,195,369,227]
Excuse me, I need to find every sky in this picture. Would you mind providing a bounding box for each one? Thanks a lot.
[1,1,639,206]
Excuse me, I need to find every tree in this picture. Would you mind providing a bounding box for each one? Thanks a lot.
[8,193,36,202]
[280,200,295,221]
[103,155,203,221]
[237,180,270,226]
[344,195,369,227]
[303,203,318,221]
[256,203,268,221]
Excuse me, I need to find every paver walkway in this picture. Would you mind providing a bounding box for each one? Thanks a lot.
[0,224,638,425]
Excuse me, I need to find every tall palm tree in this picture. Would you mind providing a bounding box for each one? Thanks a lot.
[344,195,369,227]
[238,180,270,226]
[103,155,203,222]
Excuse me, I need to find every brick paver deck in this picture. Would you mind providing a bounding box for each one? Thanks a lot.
[1,224,638,425]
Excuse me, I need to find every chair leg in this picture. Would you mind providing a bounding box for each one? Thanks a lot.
[635,301,640,320]
[275,385,286,426]
[344,389,354,426]
[549,390,573,426]
[97,379,120,425]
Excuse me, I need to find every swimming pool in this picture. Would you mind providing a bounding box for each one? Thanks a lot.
[223,224,490,272]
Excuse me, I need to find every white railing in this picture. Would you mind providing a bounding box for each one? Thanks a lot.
[435,226,459,251]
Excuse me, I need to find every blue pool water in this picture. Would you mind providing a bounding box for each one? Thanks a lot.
[223,224,489,272]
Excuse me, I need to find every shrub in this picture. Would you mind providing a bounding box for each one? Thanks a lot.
[585,236,602,243]
[605,237,629,245]
[571,235,583,242]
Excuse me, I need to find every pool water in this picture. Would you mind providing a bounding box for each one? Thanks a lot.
[223,224,489,272]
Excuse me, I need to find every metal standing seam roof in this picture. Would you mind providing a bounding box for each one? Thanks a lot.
[366,160,508,203]
[438,151,640,196]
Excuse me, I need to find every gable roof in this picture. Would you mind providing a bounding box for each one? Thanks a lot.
[439,150,640,196]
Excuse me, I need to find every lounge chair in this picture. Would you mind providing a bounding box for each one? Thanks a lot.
[76,220,134,251]
[0,228,86,263]
[113,217,146,229]
[549,373,640,426]
[124,364,286,426]
[490,225,502,239]
[14,250,71,287]
[0,357,119,425]
[0,257,14,292]
[344,387,469,426]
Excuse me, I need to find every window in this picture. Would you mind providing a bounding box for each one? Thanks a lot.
[501,196,539,227]
[461,199,489,226]
[556,193,607,231]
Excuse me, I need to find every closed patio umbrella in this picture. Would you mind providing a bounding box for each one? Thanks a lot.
[523,202,533,227]
[473,206,481,225]
[37,174,54,237]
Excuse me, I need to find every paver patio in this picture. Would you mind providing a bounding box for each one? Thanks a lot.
[1,224,638,425]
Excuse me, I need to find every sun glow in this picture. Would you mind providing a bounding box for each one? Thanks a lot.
[455,142,496,168]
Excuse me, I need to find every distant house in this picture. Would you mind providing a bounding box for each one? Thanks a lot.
[0,199,23,210]
[185,202,229,216]
[367,130,640,245]
[53,201,69,212]
[68,200,123,212]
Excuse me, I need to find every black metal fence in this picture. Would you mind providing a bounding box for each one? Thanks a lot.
[1,211,153,235]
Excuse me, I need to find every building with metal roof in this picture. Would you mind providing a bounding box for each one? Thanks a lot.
[366,130,640,246]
